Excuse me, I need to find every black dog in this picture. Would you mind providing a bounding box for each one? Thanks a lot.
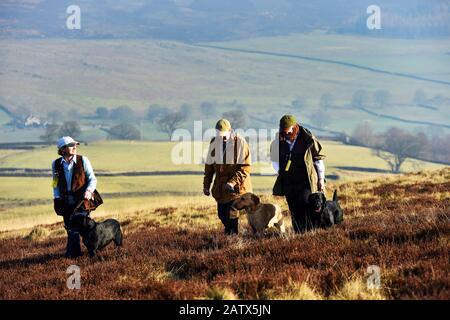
[70,215,123,258]
[308,190,343,229]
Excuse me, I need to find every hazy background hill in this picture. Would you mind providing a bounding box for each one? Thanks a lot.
[0,0,449,163]
[0,34,449,142]
[1,0,450,40]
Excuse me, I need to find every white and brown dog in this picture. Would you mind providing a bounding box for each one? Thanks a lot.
[231,193,285,236]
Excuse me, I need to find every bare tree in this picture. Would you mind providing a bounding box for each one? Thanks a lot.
[431,133,450,163]
[96,107,109,119]
[351,122,377,147]
[373,90,391,107]
[58,121,81,139]
[108,123,140,140]
[157,112,186,139]
[373,127,428,173]
[351,90,369,108]
[110,106,135,122]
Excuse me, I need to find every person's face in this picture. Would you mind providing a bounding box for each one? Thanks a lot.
[63,143,77,157]
[282,126,295,140]
[217,129,231,141]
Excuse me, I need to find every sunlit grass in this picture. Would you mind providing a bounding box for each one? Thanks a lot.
[0,140,444,175]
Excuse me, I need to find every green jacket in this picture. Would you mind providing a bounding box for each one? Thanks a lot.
[271,125,325,194]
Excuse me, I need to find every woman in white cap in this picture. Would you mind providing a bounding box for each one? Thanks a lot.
[52,136,98,258]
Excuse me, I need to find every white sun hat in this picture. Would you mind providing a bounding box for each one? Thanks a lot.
[56,136,80,149]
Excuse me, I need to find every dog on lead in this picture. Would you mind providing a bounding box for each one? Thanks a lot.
[231,193,285,236]
[70,215,123,258]
[307,190,343,229]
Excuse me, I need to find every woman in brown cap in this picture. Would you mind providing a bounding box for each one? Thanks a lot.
[271,115,326,233]
[203,119,252,235]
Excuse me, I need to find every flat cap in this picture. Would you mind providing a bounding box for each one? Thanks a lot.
[279,115,297,129]
[215,119,232,132]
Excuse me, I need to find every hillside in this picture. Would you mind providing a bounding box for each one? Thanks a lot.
[0,33,449,140]
[0,168,448,299]
[1,0,449,41]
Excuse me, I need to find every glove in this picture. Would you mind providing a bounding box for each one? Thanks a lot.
[203,188,210,196]
[225,183,236,193]
[53,198,66,216]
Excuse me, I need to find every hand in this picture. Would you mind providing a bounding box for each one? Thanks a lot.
[226,182,235,193]
[84,190,93,200]
[203,188,210,196]
[317,179,326,192]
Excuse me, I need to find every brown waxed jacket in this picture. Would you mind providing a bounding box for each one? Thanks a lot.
[203,131,252,203]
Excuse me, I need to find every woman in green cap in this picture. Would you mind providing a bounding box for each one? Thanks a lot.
[271,115,326,233]
[203,119,252,235]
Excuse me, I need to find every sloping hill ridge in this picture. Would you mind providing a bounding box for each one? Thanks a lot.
[0,168,448,299]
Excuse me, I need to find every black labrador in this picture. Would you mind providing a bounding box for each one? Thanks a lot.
[70,215,123,258]
[308,190,343,229]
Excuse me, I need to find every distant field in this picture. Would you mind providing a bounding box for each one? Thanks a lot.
[0,175,276,203]
[0,140,444,173]
[0,149,22,159]
[0,33,449,139]
[208,32,450,82]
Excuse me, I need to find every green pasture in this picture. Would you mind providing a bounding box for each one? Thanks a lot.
[0,33,449,137]
[0,149,23,159]
[0,140,443,173]
[210,31,450,81]
[0,175,275,203]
